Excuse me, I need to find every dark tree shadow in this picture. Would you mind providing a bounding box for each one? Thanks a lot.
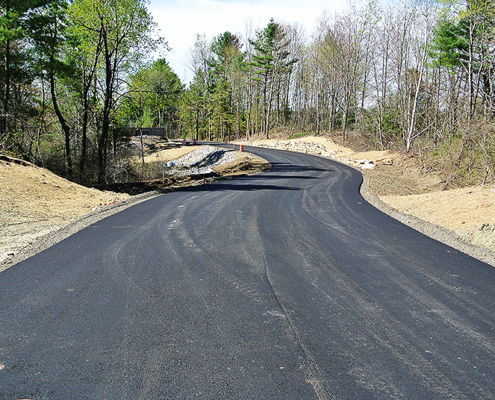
[172,181,301,193]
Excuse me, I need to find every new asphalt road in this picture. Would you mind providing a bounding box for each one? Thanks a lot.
[1,145,495,399]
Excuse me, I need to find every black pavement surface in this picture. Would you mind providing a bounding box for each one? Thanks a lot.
[1,145,495,399]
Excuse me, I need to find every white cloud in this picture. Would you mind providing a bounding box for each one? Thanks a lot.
[148,0,347,83]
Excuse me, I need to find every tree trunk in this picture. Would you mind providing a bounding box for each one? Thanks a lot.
[98,27,116,184]
[406,23,429,152]
[468,19,475,122]
[342,106,348,140]
[50,71,73,180]
[195,113,199,140]
[80,35,102,181]
[1,38,10,142]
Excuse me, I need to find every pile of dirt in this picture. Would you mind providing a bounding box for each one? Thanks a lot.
[213,152,269,175]
[0,156,129,265]
[163,146,238,176]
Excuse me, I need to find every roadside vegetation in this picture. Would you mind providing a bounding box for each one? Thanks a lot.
[1,0,494,188]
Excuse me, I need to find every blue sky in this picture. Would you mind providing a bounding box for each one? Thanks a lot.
[148,0,349,83]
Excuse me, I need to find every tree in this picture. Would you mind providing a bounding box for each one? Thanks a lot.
[431,0,495,121]
[211,31,244,139]
[29,0,76,178]
[187,34,215,140]
[69,0,165,183]
[0,0,51,148]
[250,19,297,138]
[123,59,182,135]
[404,1,437,152]
[179,73,207,140]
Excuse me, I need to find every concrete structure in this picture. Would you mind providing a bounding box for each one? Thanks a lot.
[127,128,166,137]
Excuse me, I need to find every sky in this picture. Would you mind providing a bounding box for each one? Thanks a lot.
[148,0,349,84]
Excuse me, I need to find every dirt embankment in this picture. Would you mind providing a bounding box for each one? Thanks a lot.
[0,157,128,266]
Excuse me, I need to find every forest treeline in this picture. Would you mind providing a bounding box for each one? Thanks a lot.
[1,0,494,186]
[0,0,177,184]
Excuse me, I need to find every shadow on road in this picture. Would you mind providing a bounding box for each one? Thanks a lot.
[253,174,319,180]
[269,162,332,173]
[176,181,301,193]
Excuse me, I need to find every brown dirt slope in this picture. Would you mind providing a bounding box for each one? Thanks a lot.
[0,157,129,264]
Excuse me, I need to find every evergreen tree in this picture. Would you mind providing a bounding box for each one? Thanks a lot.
[249,19,297,137]
[123,59,182,135]
[0,0,53,148]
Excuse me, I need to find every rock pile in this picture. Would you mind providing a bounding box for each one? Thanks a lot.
[255,140,340,158]
[252,140,392,170]
[165,146,237,177]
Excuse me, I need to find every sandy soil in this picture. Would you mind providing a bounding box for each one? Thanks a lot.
[141,145,202,163]
[0,157,129,265]
[380,186,495,249]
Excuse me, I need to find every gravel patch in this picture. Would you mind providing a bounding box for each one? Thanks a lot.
[165,146,238,177]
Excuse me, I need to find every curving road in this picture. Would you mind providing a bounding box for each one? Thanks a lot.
[1,145,495,399]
